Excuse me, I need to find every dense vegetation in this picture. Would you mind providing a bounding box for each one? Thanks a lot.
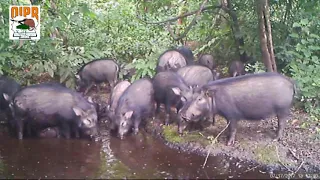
[0,0,319,122]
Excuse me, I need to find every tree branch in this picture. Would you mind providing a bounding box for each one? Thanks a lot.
[136,4,221,25]
[165,0,209,41]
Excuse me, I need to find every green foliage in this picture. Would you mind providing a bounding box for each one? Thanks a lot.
[280,17,320,120]
[0,0,174,88]
[245,61,265,73]
[0,0,319,121]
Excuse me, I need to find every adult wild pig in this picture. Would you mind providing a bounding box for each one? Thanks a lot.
[153,71,195,125]
[156,49,187,73]
[176,65,214,88]
[177,46,194,64]
[1,76,21,122]
[198,54,217,70]
[106,80,131,123]
[75,59,119,94]
[228,60,245,77]
[10,83,98,140]
[178,72,296,146]
[112,78,154,139]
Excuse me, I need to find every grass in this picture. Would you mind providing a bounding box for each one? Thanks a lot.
[162,124,210,146]
[253,144,279,164]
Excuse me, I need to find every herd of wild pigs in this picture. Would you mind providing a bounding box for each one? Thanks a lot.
[0,46,296,146]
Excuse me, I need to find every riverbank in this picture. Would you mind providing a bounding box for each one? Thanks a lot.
[144,109,320,174]
[89,88,320,175]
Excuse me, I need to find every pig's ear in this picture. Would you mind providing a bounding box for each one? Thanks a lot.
[75,74,80,79]
[124,111,133,119]
[3,93,10,102]
[73,107,84,116]
[171,87,181,96]
[87,96,94,103]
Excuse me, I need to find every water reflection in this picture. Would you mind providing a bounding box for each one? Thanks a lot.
[109,131,269,179]
[0,128,102,179]
[0,124,270,179]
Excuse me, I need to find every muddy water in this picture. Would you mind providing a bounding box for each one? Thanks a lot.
[0,125,271,179]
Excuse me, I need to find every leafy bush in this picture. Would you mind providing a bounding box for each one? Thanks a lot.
[0,0,175,87]
[280,17,320,121]
[245,61,265,73]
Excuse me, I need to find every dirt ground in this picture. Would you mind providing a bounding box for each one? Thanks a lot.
[87,85,320,174]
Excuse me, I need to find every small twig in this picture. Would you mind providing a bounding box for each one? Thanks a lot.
[276,145,293,173]
[202,122,230,168]
[244,165,259,173]
[288,148,300,161]
[294,161,304,174]
[199,132,205,137]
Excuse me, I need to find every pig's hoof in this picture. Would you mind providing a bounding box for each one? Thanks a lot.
[226,139,234,146]
[134,129,139,135]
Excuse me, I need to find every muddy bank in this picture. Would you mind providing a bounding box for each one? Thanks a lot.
[89,87,320,176]
[144,111,320,174]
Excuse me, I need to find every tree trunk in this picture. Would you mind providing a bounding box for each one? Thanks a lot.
[265,0,277,72]
[256,0,277,72]
[224,0,249,63]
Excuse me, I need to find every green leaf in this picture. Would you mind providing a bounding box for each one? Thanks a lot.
[289,33,299,38]
[300,19,309,25]
[293,22,300,27]
[60,13,69,23]
[48,68,54,78]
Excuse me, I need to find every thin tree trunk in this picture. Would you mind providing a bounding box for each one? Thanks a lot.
[257,0,275,72]
[265,0,277,72]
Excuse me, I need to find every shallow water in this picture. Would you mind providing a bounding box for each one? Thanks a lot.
[0,125,272,179]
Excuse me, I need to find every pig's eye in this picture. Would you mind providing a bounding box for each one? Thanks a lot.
[197,97,202,101]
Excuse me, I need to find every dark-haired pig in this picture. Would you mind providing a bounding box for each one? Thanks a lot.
[178,72,296,146]
[113,78,155,139]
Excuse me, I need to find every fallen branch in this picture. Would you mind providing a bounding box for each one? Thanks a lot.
[202,121,230,168]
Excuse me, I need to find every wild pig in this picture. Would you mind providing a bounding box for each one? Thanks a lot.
[177,46,194,64]
[153,71,195,125]
[178,72,296,146]
[75,59,119,94]
[228,60,245,77]
[106,80,131,124]
[198,54,217,70]
[0,76,21,125]
[113,78,155,139]
[9,83,98,140]
[176,65,214,88]
[156,49,187,73]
